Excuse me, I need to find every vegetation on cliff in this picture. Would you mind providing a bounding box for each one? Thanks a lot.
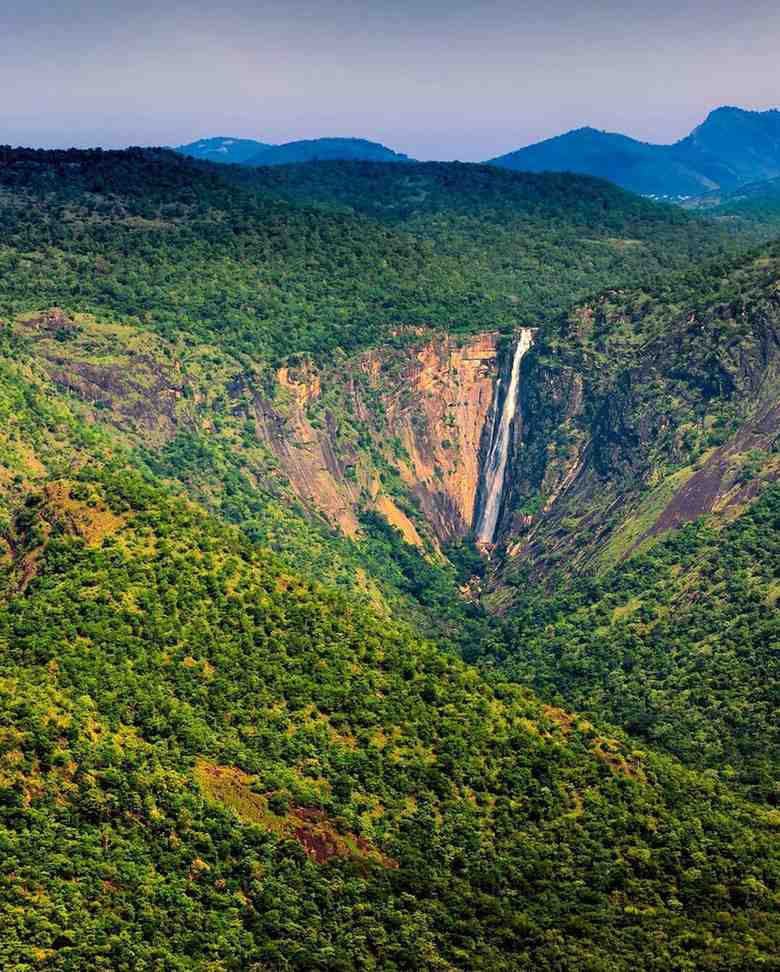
[493,244,780,576]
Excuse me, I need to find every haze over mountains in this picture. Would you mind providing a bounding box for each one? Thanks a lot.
[177,106,780,199]
[490,107,780,198]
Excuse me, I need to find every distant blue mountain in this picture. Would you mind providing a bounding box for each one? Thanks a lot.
[487,106,780,197]
[247,137,411,166]
[176,135,411,168]
[175,137,273,165]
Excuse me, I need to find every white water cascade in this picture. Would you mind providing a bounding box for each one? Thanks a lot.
[475,328,534,544]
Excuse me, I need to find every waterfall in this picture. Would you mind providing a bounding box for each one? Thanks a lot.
[475,328,534,544]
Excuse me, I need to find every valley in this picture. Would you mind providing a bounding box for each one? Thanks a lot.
[0,146,777,970]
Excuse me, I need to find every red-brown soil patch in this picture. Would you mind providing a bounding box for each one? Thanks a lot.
[194,760,396,868]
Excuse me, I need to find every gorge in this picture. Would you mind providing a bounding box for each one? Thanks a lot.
[16,297,779,584]
[1,145,779,971]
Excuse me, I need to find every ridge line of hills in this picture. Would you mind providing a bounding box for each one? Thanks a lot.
[176,105,780,199]
[175,134,411,166]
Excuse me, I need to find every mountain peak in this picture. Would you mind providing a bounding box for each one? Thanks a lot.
[488,105,780,196]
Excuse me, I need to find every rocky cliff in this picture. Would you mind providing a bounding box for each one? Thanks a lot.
[13,314,504,551]
[13,250,780,587]
[244,329,502,545]
[493,255,780,590]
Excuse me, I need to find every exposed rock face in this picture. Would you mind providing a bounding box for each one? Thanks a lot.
[253,362,363,537]
[497,274,780,581]
[646,399,780,536]
[17,316,502,549]
[258,332,502,544]
[369,332,500,540]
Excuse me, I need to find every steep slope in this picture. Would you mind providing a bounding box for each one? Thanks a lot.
[1,139,779,970]
[175,136,274,164]
[2,149,776,586]
[0,312,490,654]
[247,137,411,165]
[486,127,713,197]
[482,485,780,802]
[486,245,780,581]
[488,106,780,197]
[8,276,779,810]
[674,107,780,188]
[0,471,777,970]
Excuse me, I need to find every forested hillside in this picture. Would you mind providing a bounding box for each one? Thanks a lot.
[683,176,780,228]
[0,146,779,970]
[480,487,780,803]
[0,147,771,363]
[0,471,777,970]
[0,316,481,651]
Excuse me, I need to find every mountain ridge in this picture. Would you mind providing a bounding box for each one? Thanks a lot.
[176,136,412,166]
[488,106,780,197]
[246,136,412,165]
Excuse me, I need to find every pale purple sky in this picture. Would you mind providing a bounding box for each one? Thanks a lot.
[2,0,779,160]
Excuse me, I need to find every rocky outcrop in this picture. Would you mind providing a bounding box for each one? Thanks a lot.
[17,315,503,549]
[257,332,503,544]
[367,332,501,540]
[496,271,780,580]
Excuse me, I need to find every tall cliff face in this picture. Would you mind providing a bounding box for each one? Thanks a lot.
[367,332,501,541]
[14,315,503,550]
[15,252,779,588]
[242,331,502,544]
[491,262,780,588]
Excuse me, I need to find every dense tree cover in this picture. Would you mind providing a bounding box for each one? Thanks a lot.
[139,429,481,649]
[0,471,777,971]
[479,488,780,804]
[0,148,772,364]
[684,177,780,228]
[0,146,779,969]
[539,239,780,365]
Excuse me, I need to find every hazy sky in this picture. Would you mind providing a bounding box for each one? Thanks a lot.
[2,0,779,160]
